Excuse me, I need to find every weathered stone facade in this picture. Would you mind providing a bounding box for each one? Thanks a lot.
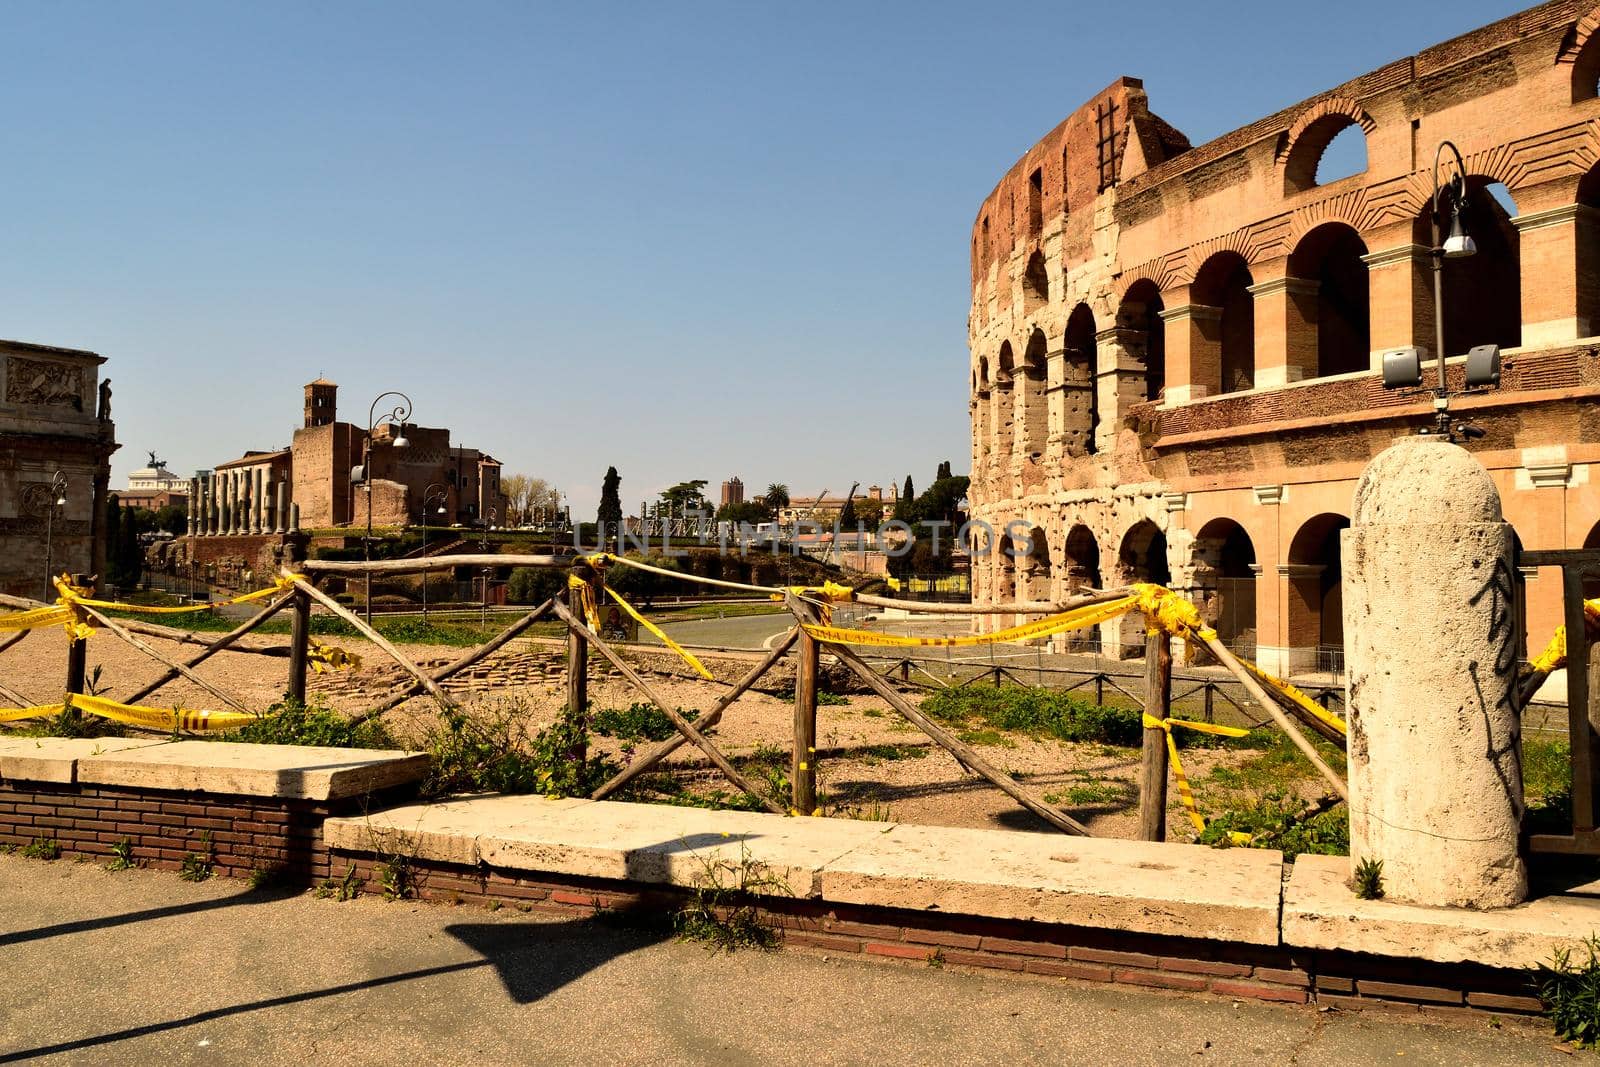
[968,2,1600,674]
[0,341,116,598]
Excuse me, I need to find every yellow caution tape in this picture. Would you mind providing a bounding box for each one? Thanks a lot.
[800,594,1139,648]
[1529,599,1600,675]
[0,604,74,634]
[885,577,902,592]
[567,574,601,631]
[1238,659,1347,736]
[601,583,713,680]
[307,644,362,673]
[1142,712,1252,844]
[0,574,309,640]
[778,581,856,603]
[0,693,260,732]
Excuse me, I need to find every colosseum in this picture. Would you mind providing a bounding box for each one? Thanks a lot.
[967,0,1600,677]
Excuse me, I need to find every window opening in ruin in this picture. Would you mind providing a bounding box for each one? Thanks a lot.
[1572,32,1600,103]
[1120,280,1166,402]
[1021,329,1049,454]
[1578,163,1600,339]
[982,215,990,259]
[1315,122,1367,185]
[1194,518,1258,658]
[1023,251,1049,312]
[1026,526,1052,601]
[1118,520,1170,588]
[1095,99,1121,193]
[1064,304,1098,456]
[993,341,1015,456]
[1061,145,1070,216]
[1028,167,1043,235]
[1064,524,1101,590]
[1287,513,1349,674]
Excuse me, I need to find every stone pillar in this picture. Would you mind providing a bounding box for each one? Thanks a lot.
[186,479,197,536]
[207,476,218,535]
[1094,326,1128,455]
[198,477,208,536]
[1360,240,1432,368]
[1248,269,1319,388]
[253,468,265,534]
[1513,203,1596,347]
[1160,303,1220,404]
[277,478,290,534]
[1343,436,1525,908]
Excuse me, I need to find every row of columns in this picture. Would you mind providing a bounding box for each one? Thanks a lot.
[187,469,293,537]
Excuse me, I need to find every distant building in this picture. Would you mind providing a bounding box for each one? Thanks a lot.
[0,340,117,596]
[719,477,744,508]
[117,452,189,512]
[189,379,506,537]
[775,484,892,526]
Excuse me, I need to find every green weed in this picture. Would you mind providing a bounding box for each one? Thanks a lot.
[1197,792,1348,860]
[315,864,365,901]
[422,700,617,799]
[21,837,61,861]
[1541,934,1600,1049]
[1353,857,1385,900]
[220,698,396,749]
[591,702,699,744]
[104,837,136,871]
[675,840,789,953]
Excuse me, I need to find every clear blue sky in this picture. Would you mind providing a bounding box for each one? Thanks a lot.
[0,0,1523,517]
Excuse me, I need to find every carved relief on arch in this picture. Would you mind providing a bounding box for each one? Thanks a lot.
[1276,97,1375,193]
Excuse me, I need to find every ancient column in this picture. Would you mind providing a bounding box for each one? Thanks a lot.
[1343,435,1526,907]
[276,478,289,534]
[252,468,265,534]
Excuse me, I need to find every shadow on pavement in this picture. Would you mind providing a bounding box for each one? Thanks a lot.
[0,883,303,949]
[0,914,670,1062]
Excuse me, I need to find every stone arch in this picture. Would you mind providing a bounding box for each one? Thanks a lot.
[1288,222,1371,378]
[1064,523,1102,590]
[993,341,1015,456]
[1118,519,1171,586]
[974,356,991,459]
[1578,162,1600,337]
[1413,177,1521,356]
[1024,525,1052,601]
[1279,97,1375,193]
[1020,328,1049,455]
[1192,251,1255,395]
[1192,517,1258,656]
[1023,250,1049,313]
[1560,5,1600,103]
[1117,278,1166,402]
[1064,303,1098,455]
[1287,512,1350,674]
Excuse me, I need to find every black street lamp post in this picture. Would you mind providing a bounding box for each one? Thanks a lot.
[357,391,412,625]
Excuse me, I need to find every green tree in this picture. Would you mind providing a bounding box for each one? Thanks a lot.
[597,466,623,547]
[507,566,565,605]
[716,500,770,525]
[893,475,918,523]
[660,480,710,515]
[763,483,790,511]
[154,504,187,537]
[914,475,971,528]
[936,460,952,481]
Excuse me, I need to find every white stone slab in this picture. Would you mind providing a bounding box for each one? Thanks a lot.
[76,740,429,801]
[0,736,170,785]
[477,797,897,898]
[325,794,594,866]
[1284,853,1600,967]
[817,823,1285,944]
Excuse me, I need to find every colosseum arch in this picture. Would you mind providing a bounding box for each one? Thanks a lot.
[1286,513,1350,674]
[1020,328,1049,455]
[1117,279,1166,402]
[973,356,992,460]
[1111,519,1170,658]
[996,531,1019,605]
[1023,250,1049,313]
[1064,524,1102,590]
[1279,97,1375,194]
[1191,518,1258,656]
[1413,177,1521,357]
[1063,304,1098,455]
[1191,251,1255,396]
[1578,162,1600,338]
[1559,5,1600,102]
[993,342,1016,456]
[1288,222,1371,378]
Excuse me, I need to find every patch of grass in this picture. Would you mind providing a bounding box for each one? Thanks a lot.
[591,702,699,744]
[1541,934,1600,1049]
[1045,782,1133,808]
[178,831,214,882]
[675,840,789,953]
[957,727,1014,748]
[104,837,136,871]
[1197,792,1348,860]
[21,836,61,861]
[421,699,617,799]
[617,772,769,813]
[861,709,884,718]
[219,699,396,749]
[315,864,365,901]
[248,866,287,891]
[923,687,1269,750]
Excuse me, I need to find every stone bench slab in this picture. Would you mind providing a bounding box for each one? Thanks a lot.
[75,741,429,801]
[326,794,592,867]
[819,823,1285,944]
[0,737,169,785]
[1284,853,1600,967]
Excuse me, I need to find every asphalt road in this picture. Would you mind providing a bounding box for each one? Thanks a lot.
[0,854,1568,1066]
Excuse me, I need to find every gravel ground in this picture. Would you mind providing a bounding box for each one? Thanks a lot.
[0,625,1312,843]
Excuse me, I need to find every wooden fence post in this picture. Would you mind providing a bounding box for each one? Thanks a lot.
[565,563,596,765]
[791,603,820,815]
[1138,627,1173,842]
[287,589,311,704]
[63,573,89,723]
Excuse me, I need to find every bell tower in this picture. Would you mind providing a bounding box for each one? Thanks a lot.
[304,378,337,428]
